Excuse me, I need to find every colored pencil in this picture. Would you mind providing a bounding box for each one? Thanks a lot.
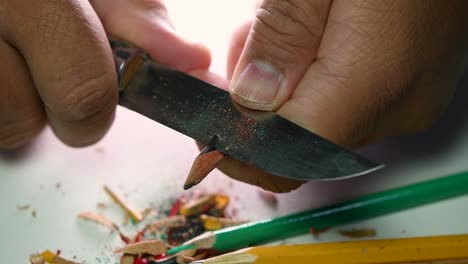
[168,170,468,255]
[192,233,468,264]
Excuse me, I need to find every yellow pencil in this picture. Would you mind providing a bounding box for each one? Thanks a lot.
[192,233,468,264]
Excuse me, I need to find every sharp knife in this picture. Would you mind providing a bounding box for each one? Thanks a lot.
[111,40,383,181]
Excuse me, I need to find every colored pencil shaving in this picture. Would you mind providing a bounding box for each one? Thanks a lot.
[103,185,143,222]
[29,250,80,264]
[144,215,187,233]
[179,195,216,216]
[78,212,119,231]
[115,240,167,255]
[168,171,468,254]
[184,145,225,190]
[200,214,248,231]
[191,233,468,264]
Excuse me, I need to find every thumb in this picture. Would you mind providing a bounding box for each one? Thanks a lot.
[229,0,331,110]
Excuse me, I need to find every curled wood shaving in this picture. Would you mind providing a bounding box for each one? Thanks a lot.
[339,228,377,238]
[144,215,187,233]
[180,195,216,216]
[78,212,119,231]
[103,185,142,222]
[115,239,167,255]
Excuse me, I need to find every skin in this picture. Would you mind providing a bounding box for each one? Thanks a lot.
[0,0,210,149]
[1,0,468,192]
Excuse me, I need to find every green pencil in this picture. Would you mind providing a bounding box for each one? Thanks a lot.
[168,170,468,255]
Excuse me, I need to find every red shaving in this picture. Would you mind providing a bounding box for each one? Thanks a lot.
[133,257,149,264]
[169,197,184,217]
[133,230,145,243]
[153,253,166,260]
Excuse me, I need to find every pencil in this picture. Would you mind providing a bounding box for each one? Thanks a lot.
[168,170,468,254]
[192,233,468,264]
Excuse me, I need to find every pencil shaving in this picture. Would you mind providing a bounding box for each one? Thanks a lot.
[119,254,134,264]
[29,253,44,264]
[17,204,31,211]
[39,250,81,264]
[200,214,248,230]
[114,239,167,255]
[78,212,119,231]
[180,195,216,216]
[339,228,377,238]
[145,215,187,232]
[103,185,142,222]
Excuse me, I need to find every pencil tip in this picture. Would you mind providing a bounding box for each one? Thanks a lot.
[183,182,196,190]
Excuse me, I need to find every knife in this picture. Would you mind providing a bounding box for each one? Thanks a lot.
[111,39,383,183]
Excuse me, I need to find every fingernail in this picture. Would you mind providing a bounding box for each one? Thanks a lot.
[230,60,282,108]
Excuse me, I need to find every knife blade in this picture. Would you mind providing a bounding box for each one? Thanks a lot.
[111,40,383,181]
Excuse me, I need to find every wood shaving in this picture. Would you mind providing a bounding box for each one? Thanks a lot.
[180,195,216,216]
[29,253,44,264]
[144,215,187,233]
[339,228,377,238]
[78,212,119,231]
[36,250,80,264]
[17,204,31,211]
[140,208,157,220]
[200,214,248,230]
[103,185,142,222]
[119,254,134,264]
[96,203,108,209]
[32,209,37,218]
[115,239,167,255]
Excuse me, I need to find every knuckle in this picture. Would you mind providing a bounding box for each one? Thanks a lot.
[50,67,117,122]
[0,116,45,149]
[251,0,327,64]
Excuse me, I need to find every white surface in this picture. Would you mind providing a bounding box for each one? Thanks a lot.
[2,1,468,263]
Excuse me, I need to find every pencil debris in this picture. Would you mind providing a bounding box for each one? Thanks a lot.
[29,250,80,264]
[17,204,31,211]
[32,188,242,264]
[115,240,167,255]
[103,185,143,222]
[77,212,119,231]
[339,228,377,238]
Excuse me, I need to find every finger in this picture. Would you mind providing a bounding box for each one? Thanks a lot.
[91,0,211,72]
[227,21,251,80]
[278,0,465,148]
[1,0,118,147]
[229,0,332,110]
[0,40,45,149]
[218,156,305,193]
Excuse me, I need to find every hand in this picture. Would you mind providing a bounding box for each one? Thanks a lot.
[0,0,210,149]
[218,0,468,192]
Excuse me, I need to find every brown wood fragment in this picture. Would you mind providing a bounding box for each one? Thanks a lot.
[32,208,37,218]
[115,239,167,255]
[78,212,119,231]
[339,228,377,238]
[120,254,135,264]
[140,208,157,220]
[144,215,187,232]
[103,185,142,222]
[180,195,216,216]
[17,204,31,211]
[184,148,225,190]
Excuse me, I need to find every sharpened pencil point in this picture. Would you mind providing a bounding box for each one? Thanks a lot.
[184,145,225,190]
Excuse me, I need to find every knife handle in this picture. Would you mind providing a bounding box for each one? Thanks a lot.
[110,39,147,92]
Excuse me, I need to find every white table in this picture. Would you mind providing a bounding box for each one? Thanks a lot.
[1,1,468,262]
